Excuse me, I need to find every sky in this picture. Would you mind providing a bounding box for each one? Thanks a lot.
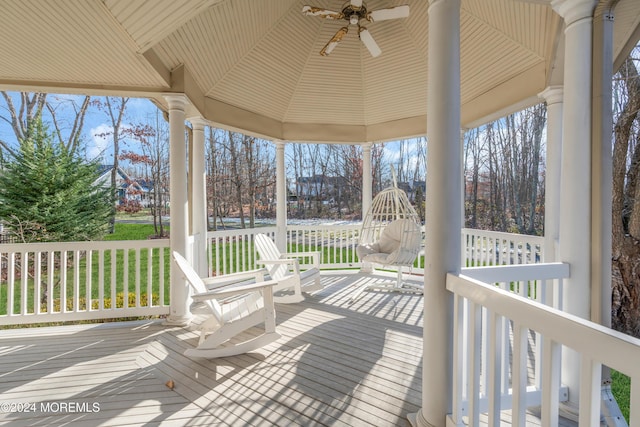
[0,92,160,164]
[0,90,425,182]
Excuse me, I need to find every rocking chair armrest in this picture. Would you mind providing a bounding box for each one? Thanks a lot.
[283,251,321,267]
[256,258,298,265]
[202,268,268,289]
[191,279,279,301]
[256,258,301,274]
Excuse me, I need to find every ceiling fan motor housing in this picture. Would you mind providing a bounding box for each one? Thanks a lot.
[342,3,367,25]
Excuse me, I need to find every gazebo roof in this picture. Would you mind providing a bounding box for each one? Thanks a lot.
[0,0,638,143]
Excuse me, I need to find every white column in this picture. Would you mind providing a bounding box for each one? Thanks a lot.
[275,140,287,252]
[551,0,598,415]
[164,94,192,326]
[188,117,209,277]
[362,142,373,219]
[538,86,563,262]
[409,1,461,426]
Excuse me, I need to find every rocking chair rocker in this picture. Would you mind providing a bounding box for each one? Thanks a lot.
[172,251,281,358]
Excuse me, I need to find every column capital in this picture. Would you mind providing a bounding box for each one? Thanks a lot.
[539,86,564,105]
[188,116,208,130]
[551,0,597,25]
[273,139,286,149]
[163,93,188,110]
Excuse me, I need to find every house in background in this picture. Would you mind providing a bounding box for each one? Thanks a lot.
[95,165,154,208]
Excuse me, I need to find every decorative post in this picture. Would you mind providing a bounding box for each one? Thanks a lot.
[551,0,598,418]
[275,140,287,252]
[538,86,563,263]
[189,117,209,277]
[362,142,373,220]
[409,0,461,425]
[164,94,192,326]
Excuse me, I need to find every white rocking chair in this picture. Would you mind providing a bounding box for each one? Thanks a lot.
[353,177,423,300]
[172,251,281,358]
[254,233,323,303]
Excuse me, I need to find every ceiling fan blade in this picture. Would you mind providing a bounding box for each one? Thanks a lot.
[367,5,410,22]
[320,27,349,56]
[302,5,342,19]
[359,27,381,57]
[350,0,363,8]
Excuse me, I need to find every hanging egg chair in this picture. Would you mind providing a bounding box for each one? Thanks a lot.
[353,168,424,300]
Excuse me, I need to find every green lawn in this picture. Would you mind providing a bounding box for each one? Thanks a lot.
[612,369,630,423]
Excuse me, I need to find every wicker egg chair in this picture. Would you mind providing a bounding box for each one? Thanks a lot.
[352,172,423,300]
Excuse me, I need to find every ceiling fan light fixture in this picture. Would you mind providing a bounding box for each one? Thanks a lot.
[359,27,381,57]
[320,26,349,56]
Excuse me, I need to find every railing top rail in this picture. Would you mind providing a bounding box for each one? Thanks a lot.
[207,227,277,238]
[447,272,640,378]
[0,238,170,252]
[462,262,569,283]
[462,228,543,243]
[285,223,362,230]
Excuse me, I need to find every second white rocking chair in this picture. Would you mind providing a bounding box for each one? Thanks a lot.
[172,251,281,358]
[254,233,323,303]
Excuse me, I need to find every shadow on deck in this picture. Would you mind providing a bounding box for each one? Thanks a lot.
[0,271,423,427]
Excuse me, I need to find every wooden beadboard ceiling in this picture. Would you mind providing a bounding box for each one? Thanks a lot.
[0,0,637,143]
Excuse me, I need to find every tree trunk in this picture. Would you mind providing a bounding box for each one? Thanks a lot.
[612,55,640,337]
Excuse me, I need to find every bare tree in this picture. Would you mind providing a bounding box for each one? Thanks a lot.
[0,92,90,158]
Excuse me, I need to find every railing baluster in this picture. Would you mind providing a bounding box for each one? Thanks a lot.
[20,251,28,315]
[73,250,80,312]
[34,251,42,314]
[467,301,481,427]
[511,321,528,427]
[111,248,117,309]
[123,248,129,308]
[98,249,105,310]
[578,355,601,426]
[147,247,153,307]
[86,250,92,311]
[61,250,67,313]
[486,309,502,427]
[8,252,15,316]
[135,248,141,307]
[47,251,54,313]
[451,293,465,424]
[540,336,560,427]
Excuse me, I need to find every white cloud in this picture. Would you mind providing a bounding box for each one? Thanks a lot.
[88,124,113,161]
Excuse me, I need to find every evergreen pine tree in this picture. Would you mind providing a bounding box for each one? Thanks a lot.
[0,115,113,242]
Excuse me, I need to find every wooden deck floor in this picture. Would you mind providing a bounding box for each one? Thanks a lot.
[0,271,424,427]
[0,270,580,426]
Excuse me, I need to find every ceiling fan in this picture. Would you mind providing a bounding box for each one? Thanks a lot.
[302,0,410,57]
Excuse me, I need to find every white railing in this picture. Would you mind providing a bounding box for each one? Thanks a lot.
[0,226,542,324]
[207,223,420,276]
[206,226,541,276]
[448,265,640,426]
[285,224,363,269]
[206,227,277,276]
[462,228,543,267]
[0,239,170,325]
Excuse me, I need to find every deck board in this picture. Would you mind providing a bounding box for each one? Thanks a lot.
[0,271,576,426]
